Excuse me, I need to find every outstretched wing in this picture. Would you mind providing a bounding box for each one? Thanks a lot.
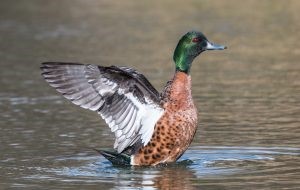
[41,62,164,153]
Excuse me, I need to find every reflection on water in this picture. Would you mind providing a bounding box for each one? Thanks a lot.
[19,146,300,189]
[1,0,300,189]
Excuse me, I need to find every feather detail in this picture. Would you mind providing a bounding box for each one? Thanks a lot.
[41,62,164,153]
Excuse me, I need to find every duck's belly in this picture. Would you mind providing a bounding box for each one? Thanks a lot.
[132,108,198,166]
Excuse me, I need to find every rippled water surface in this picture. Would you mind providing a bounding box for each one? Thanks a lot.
[1,0,299,189]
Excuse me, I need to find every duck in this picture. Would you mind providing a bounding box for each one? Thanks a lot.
[41,31,226,166]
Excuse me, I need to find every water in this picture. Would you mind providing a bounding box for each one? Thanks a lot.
[0,0,300,189]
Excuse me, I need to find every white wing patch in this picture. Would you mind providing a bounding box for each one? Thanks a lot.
[100,88,164,153]
[123,93,164,145]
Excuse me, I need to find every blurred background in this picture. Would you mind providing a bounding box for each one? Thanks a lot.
[0,0,299,189]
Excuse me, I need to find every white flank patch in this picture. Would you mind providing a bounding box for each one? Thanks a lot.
[130,155,135,165]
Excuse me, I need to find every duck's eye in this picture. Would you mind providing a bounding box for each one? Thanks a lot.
[192,37,202,43]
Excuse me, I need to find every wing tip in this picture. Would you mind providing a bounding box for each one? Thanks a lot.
[40,62,86,77]
[40,62,84,69]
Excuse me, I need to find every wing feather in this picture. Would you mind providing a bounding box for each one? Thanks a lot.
[124,108,137,133]
[114,101,130,125]
[41,62,164,153]
[118,106,134,130]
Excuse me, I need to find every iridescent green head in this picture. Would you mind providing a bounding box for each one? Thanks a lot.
[173,31,226,73]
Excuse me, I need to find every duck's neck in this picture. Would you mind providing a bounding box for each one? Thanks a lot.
[173,44,195,74]
[168,71,193,107]
[174,56,194,74]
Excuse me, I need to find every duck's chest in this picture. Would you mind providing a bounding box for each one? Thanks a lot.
[133,72,198,165]
[159,72,198,143]
[161,71,197,116]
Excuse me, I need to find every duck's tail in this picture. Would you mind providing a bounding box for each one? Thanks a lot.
[95,149,131,166]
